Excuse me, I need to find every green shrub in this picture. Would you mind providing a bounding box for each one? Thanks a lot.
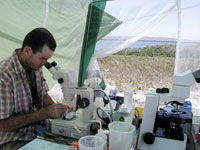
[115,44,176,57]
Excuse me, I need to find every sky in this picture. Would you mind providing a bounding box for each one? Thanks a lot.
[105,0,200,41]
[150,0,200,40]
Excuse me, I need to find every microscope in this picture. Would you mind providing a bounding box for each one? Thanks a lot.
[45,61,95,139]
[137,70,198,150]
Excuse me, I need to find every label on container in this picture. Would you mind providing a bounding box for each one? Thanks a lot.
[71,133,81,139]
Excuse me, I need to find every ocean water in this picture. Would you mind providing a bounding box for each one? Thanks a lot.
[95,39,177,50]
[129,40,176,48]
[95,39,199,50]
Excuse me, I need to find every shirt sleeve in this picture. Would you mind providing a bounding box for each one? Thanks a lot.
[0,78,14,119]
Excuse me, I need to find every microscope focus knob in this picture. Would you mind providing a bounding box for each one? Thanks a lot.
[143,132,155,144]
[58,78,64,84]
[79,98,90,108]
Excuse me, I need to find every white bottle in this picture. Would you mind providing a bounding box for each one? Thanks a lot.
[124,84,133,108]
[95,129,107,150]
[124,85,135,123]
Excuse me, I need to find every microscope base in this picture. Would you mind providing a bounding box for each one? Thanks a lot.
[50,111,91,139]
[138,134,187,150]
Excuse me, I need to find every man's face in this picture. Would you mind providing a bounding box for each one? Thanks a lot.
[26,45,54,70]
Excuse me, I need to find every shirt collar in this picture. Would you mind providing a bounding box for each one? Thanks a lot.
[12,49,25,74]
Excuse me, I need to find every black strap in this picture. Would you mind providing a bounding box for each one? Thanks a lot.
[26,68,41,109]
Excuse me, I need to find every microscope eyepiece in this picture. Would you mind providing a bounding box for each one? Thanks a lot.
[44,62,52,69]
[51,61,57,67]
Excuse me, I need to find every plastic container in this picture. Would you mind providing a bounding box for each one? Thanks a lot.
[78,136,105,150]
[109,121,136,150]
[95,129,107,150]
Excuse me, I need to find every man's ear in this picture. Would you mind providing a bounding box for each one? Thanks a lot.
[23,46,32,55]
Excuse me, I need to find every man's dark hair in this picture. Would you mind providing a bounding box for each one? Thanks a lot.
[21,28,56,53]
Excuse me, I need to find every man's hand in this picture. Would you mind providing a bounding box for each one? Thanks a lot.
[44,103,67,119]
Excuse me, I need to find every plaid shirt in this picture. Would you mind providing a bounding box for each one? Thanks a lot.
[0,49,49,145]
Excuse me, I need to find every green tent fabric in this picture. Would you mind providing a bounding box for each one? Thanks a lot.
[79,1,106,87]
[76,1,121,109]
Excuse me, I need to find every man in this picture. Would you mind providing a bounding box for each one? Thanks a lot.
[0,28,67,149]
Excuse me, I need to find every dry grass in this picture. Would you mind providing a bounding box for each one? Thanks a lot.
[97,55,175,93]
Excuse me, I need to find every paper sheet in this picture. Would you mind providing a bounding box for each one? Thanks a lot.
[18,138,76,150]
